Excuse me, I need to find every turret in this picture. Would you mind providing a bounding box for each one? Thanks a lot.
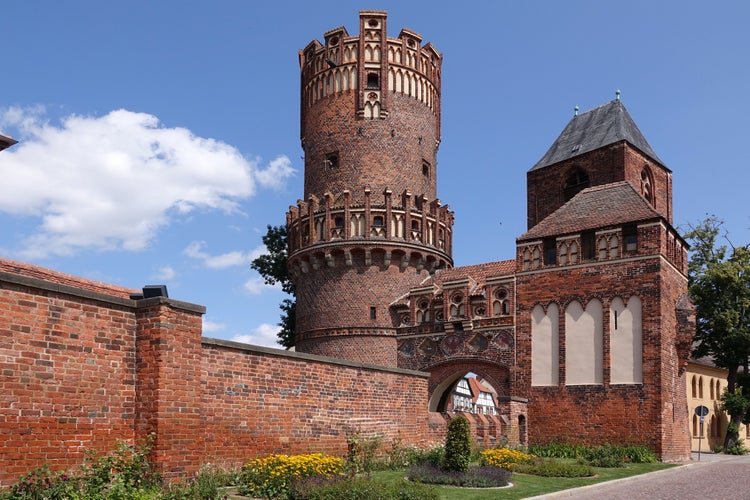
[288,11,452,367]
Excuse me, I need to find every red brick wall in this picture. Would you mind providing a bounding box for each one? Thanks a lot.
[200,339,433,468]
[515,238,692,459]
[0,268,138,483]
[526,142,672,229]
[0,264,437,486]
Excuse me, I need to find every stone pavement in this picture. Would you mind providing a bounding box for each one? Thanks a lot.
[527,452,750,500]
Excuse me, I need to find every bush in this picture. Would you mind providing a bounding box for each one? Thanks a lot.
[443,415,472,472]
[584,444,625,468]
[300,476,439,500]
[345,433,383,474]
[480,448,536,469]
[1,437,162,500]
[240,453,344,499]
[408,463,511,488]
[529,442,656,465]
[725,439,748,455]
[512,459,596,478]
[410,446,444,468]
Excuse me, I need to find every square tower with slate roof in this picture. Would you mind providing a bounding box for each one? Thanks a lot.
[513,96,694,460]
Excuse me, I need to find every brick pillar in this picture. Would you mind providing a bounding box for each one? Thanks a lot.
[135,297,205,481]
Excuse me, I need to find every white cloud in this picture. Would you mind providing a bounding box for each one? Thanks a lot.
[183,241,266,269]
[231,323,281,348]
[0,107,296,258]
[202,318,226,333]
[254,155,295,190]
[153,265,176,280]
[243,277,281,295]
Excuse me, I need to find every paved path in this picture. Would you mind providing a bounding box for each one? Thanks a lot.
[529,453,750,500]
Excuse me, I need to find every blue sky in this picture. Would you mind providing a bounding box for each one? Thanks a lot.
[2,1,749,348]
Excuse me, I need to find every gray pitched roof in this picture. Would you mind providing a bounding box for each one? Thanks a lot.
[530,99,664,171]
[517,181,662,241]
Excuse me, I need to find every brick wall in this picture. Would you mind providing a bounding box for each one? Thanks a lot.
[526,142,672,229]
[0,261,437,486]
[515,245,692,459]
[0,264,138,482]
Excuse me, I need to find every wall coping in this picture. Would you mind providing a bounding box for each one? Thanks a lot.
[202,337,431,379]
[0,270,206,314]
[498,395,529,403]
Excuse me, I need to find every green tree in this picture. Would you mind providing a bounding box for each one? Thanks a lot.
[250,224,296,348]
[443,414,472,472]
[685,216,750,451]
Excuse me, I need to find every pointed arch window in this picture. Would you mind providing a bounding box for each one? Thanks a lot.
[564,167,590,201]
[640,166,654,206]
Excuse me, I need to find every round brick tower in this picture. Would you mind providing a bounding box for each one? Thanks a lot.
[287,11,453,367]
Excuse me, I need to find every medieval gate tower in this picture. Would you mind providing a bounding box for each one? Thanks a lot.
[287,11,453,366]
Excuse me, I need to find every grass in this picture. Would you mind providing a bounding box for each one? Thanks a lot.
[370,461,676,500]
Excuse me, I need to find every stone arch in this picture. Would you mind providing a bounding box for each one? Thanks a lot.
[424,358,511,412]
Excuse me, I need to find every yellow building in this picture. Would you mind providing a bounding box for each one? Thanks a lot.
[686,358,749,452]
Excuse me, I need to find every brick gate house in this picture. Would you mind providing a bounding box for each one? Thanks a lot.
[0,10,694,485]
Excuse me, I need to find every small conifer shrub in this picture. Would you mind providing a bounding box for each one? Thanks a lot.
[443,415,472,472]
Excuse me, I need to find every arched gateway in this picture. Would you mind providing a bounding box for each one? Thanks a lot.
[288,11,694,460]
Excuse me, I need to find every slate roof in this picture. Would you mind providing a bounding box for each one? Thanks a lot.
[518,181,661,241]
[0,132,17,152]
[530,99,665,171]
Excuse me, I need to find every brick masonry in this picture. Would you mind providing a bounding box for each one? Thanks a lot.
[0,260,438,486]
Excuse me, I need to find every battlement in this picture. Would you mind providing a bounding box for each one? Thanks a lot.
[299,11,442,126]
[287,186,453,270]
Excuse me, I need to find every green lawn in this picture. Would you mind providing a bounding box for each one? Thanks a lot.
[373,462,676,500]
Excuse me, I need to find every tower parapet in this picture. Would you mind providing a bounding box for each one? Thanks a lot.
[290,12,451,367]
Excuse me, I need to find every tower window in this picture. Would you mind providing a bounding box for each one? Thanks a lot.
[581,231,595,260]
[334,216,344,228]
[370,307,377,320]
[543,238,557,265]
[373,215,384,227]
[623,224,638,252]
[367,72,379,89]
[422,160,430,178]
[564,167,590,201]
[640,166,654,206]
[325,153,339,169]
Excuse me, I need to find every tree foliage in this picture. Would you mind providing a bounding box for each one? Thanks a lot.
[443,415,472,472]
[250,225,296,348]
[685,215,750,449]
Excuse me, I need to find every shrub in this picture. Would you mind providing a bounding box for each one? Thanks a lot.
[409,446,444,468]
[240,453,344,499]
[480,448,536,469]
[346,432,383,474]
[529,442,587,459]
[1,437,162,500]
[408,463,511,488]
[162,464,239,499]
[584,444,625,468]
[301,476,439,500]
[512,459,596,478]
[529,442,656,465]
[725,439,748,455]
[443,415,472,472]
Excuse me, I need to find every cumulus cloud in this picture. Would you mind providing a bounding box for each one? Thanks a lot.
[153,265,176,281]
[183,241,266,269]
[243,277,281,295]
[231,323,281,348]
[202,318,226,333]
[0,107,295,258]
